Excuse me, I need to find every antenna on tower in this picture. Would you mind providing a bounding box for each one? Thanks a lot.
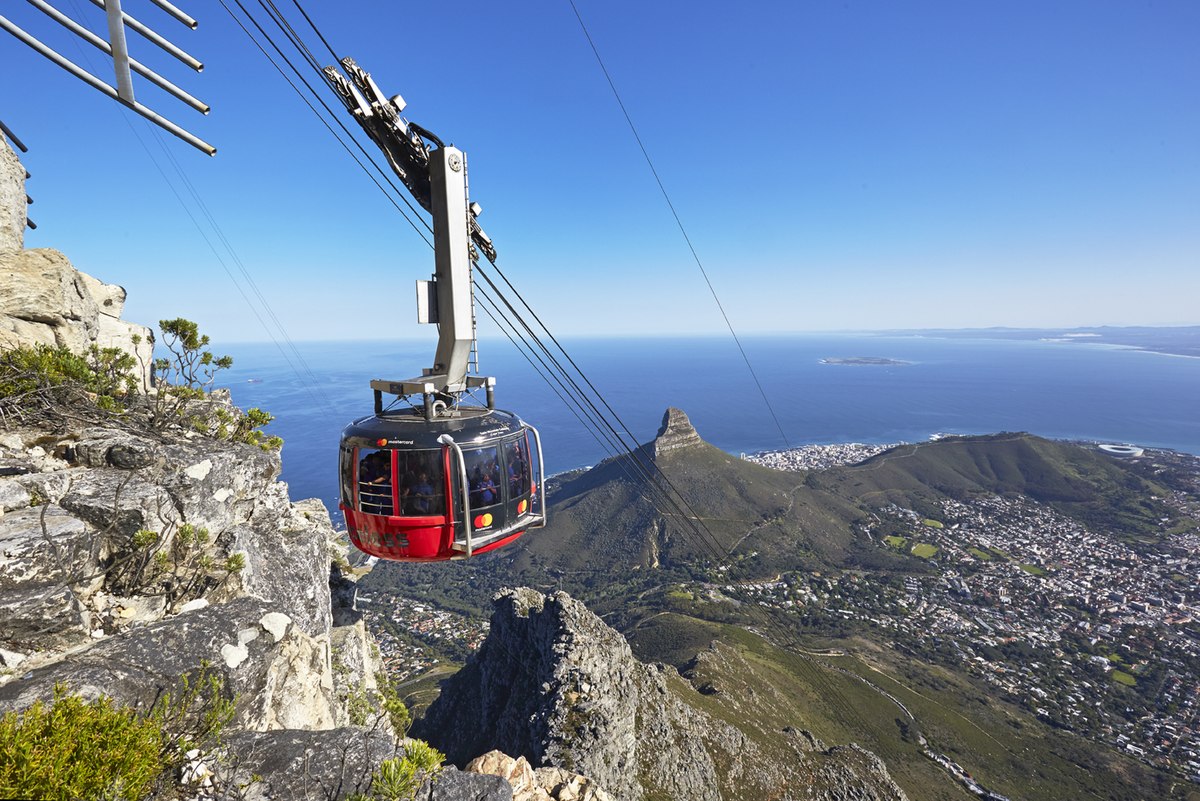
[1,1,214,154]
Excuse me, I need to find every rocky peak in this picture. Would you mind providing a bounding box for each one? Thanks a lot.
[416,587,910,801]
[653,407,702,459]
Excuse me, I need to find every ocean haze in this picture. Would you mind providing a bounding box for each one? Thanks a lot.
[219,332,1200,516]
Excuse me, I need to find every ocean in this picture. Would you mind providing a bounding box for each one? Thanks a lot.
[219,333,1200,515]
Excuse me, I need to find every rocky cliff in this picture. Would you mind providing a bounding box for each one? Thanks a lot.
[1,140,152,390]
[416,588,910,801]
[653,407,704,459]
[0,391,455,798]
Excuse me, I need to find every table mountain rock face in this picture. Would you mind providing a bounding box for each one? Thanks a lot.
[0,140,410,794]
[416,588,910,801]
[0,139,152,387]
[1,137,26,253]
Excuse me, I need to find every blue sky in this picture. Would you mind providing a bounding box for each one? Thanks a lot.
[3,0,1198,343]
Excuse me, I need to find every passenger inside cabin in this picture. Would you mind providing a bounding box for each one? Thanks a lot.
[507,442,528,496]
[358,451,393,515]
[478,472,497,505]
[410,471,435,515]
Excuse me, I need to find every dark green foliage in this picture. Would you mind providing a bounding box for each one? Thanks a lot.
[151,662,238,761]
[0,319,280,451]
[150,319,280,451]
[155,318,233,392]
[108,522,246,612]
[0,668,234,801]
[347,740,444,801]
[375,671,412,736]
[371,741,443,800]
[0,343,137,423]
[0,685,163,801]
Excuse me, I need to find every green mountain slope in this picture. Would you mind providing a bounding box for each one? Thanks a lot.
[520,417,1171,584]
[627,615,1181,801]
[814,433,1170,540]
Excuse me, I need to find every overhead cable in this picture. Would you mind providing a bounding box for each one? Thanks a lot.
[567,0,792,449]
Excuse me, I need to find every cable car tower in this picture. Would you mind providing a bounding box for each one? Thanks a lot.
[326,58,546,561]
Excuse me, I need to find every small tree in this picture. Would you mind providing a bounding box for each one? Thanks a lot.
[155,318,233,392]
[148,318,281,451]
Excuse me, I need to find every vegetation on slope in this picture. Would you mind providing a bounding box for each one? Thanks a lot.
[0,318,280,451]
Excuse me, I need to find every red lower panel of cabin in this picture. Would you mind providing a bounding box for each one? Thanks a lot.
[341,505,524,561]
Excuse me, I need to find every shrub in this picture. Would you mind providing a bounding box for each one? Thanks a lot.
[150,319,281,452]
[151,662,238,759]
[368,741,445,801]
[110,522,246,611]
[155,318,232,392]
[375,672,412,736]
[0,344,136,417]
[0,685,166,801]
[0,668,237,801]
[0,318,281,451]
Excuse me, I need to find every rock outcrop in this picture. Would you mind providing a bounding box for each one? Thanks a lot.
[0,136,24,253]
[417,588,910,801]
[466,750,613,801]
[653,407,703,459]
[0,138,152,387]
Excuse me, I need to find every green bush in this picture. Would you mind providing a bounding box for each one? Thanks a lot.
[0,668,236,801]
[369,741,445,801]
[110,522,246,611]
[0,684,166,801]
[0,318,281,451]
[375,672,412,736]
[151,318,281,452]
[0,344,136,407]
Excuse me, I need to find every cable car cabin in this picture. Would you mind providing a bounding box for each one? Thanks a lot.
[339,407,545,561]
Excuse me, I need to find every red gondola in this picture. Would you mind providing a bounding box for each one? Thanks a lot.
[339,407,544,561]
[327,58,546,560]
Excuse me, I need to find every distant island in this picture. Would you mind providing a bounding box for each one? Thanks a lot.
[877,325,1200,359]
[820,356,911,366]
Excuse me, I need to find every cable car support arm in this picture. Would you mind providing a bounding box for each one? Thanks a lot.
[323,57,497,416]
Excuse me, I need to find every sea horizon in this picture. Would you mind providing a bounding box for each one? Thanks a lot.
[218,331,1200,514]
